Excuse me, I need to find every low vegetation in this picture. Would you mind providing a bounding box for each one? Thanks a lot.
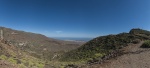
[0,54,45,68]
[0,27,83,68]
[0,27,150,68]
[0,42,45,68]
[60,28,150,63]
[141,40,150,48]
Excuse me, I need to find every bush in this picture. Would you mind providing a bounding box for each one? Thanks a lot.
[141,40,150,48]
[0,55,7,60]
[8,57,17,64]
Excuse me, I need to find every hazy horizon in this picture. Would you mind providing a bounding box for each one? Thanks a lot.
[52,37,93,41]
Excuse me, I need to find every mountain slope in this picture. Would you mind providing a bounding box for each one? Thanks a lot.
[0,40,46,68]
[0,27,82,52]
[0,27,83,60]
[60,28,150,63]
[86,41,150,68]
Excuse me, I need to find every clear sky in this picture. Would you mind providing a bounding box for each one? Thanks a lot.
[0,0,150,38]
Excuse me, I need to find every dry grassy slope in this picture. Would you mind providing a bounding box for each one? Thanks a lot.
[0,41,48,68]
[60,28,150,62]
[60,28,150,68]
[0,27,83,52]
[0,42,19,68]
[0,42,17,57]
[85,41,150,68]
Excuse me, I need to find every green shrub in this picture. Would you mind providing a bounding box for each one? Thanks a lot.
[36,62,44,68]
[8,57,17,64]
[0,55,7,60]
[19,64,27,68]
[141,40,150,48]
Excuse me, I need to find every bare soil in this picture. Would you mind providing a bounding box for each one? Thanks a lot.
[0,60,18,68]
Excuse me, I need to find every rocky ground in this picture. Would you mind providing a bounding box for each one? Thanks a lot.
[0,60,18,68]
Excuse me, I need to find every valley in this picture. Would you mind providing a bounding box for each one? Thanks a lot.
[0,27,150,68]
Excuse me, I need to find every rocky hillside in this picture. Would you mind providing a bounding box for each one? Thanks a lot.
[1,27,150,68]
[60,28,150,66]
[0,27,84,61]
[0,27,82,52]
[0,26,87,68]
[0,40,46,68]
[83,41,150,68]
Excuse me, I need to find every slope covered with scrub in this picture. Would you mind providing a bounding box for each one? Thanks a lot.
[0,41,46,68]
[1,27,150,68]
[83,40,150,68]
[0,27,83,61]
[0,26,85,68]
[60,28,150,62]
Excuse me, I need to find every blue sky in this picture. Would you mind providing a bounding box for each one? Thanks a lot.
[0,0,150,38]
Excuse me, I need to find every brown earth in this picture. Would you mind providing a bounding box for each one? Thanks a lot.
[84,41,150,68]
[0,60,18,68]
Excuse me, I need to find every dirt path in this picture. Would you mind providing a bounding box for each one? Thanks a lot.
[84,41,150,68]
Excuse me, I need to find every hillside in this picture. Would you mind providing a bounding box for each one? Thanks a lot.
[0,40,46,68]
[60,28,150,67]
[0,26,88,68]
[0,27,150,68]
[0,27,83,51]
[0,27,84,61]
[83,41,150,68]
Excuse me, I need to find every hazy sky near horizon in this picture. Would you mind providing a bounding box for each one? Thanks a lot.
[0,0,150,37]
